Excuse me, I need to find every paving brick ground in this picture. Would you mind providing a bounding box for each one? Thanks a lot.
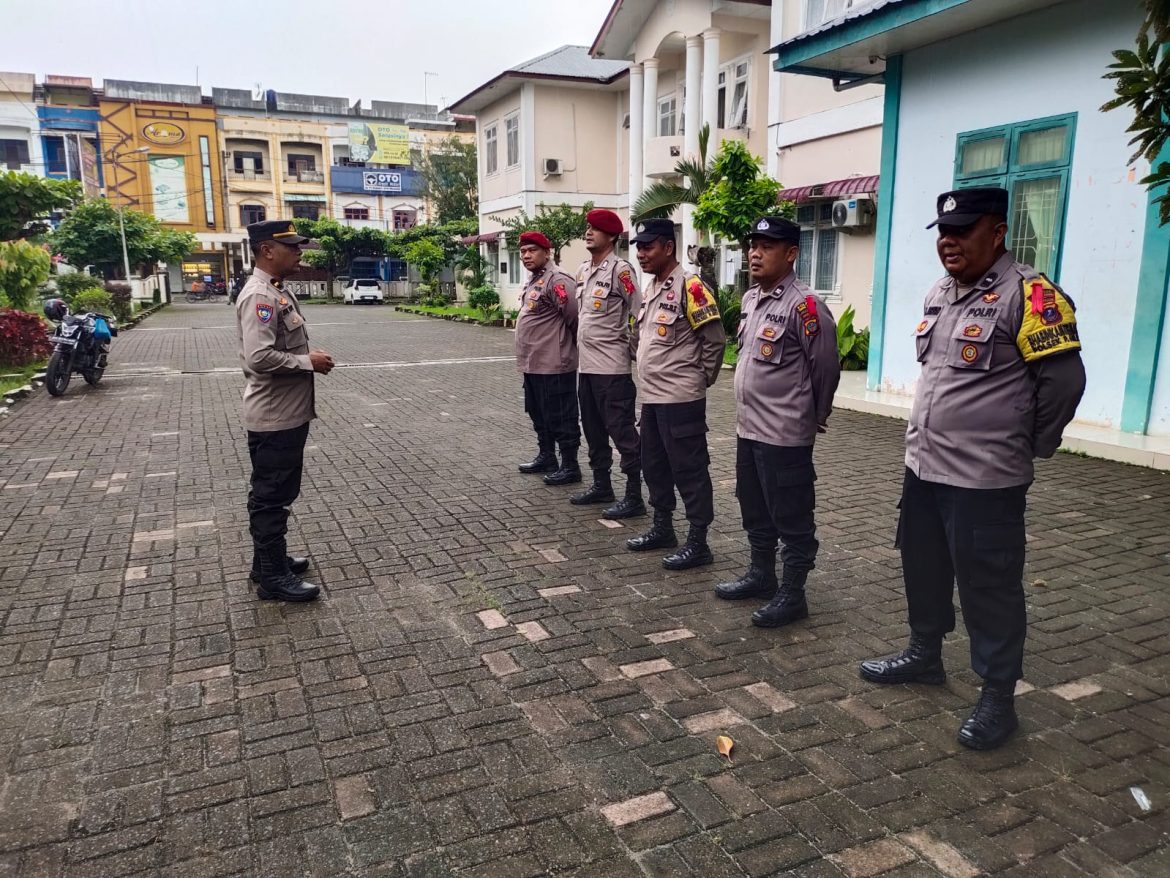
[1,302,1168,877]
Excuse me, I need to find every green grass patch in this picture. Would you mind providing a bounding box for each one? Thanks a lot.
[723,346,738,367]
[408,304,481,319]
[0,361,47,397]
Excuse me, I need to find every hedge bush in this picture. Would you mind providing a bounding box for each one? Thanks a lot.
[71,288,114,315]
[54,272,105,304]
[105,282,132,323]
[0,309,52,368]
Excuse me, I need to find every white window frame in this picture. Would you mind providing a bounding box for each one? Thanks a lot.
[505,114,519,168]
[803,0,880,32]
[717,57,751,130]
[507,250,521,284]
[657,94,677,137]
[795,202,841,300]
[484,124,498,175]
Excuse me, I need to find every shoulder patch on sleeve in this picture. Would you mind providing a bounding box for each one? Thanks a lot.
[684,276,720,329]
[1017,275,1080,362]
[796,298,819,338]
[618,267,637,295]
[255,302,274,323]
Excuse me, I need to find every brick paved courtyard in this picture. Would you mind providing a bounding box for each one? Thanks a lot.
[1,303,1168,877]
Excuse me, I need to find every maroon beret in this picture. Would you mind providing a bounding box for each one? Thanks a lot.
[518,230,552,250]
[586,208,623,237]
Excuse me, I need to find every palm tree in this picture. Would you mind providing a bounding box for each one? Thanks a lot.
[631,125,718,291]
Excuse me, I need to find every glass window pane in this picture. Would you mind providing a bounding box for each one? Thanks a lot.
[1017,126,1067,166]
[796,229,814,284]
[815,228,838,290]
[960,136,1006,176]
[1010,176,1062,274]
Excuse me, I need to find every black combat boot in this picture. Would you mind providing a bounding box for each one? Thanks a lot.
[714,548,778,600]
[751,568,810,627]
[255,543,321,603]
[663,525,714,570]
[957,681,1019,751]
[250,552,310,583]
[570,470,614,505]
[603,471,646,519]
[544,446,582,486]
[626,510,677,551]
[519,437,558,474]
[858,632,946,685]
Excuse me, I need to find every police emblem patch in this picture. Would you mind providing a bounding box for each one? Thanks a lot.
[256,303,273,323]
[593,300,602,310]
[618,269,637,295]
[763,327,776,339]
[656,325,667,337]
[636,223,646,234]
[916,319,929,333]
[760,342,774,357]
[963,324,983,338]
[554,283,567,302]
[961,343,979,363]
[982,292,1000,303]
[943,196,957,213]
[803,319,818,337]
[757,219,769,230]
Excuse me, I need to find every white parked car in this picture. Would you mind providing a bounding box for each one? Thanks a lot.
[342,278,384,305]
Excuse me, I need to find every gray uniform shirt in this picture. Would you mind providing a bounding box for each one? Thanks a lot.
[515,263,578,375]
[735,272,841,447]
[575,255,640,375]
[635,265,726,404]
[907,251,1086,489]
[236,268,315,432]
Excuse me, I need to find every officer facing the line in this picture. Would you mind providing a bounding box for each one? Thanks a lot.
[626,219,726,569]
[236,220,335,602]
[860,187,1086,750]
[569,208,646,519]
[716,216,840,628]
[514,231,582,486]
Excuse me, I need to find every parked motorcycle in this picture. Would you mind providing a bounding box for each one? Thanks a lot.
[42,298,117,397]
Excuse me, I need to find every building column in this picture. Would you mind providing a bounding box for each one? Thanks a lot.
[628,63,644,217]
[641,57,659,192]
[683,35,703,262]
[701,29,720,139]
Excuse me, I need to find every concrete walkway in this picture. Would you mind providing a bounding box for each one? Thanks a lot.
[0,303,1167,876]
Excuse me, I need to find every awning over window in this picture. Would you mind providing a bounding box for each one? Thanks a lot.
[461,232,506,245]
[777,175,879,204]
[283,194,327,202]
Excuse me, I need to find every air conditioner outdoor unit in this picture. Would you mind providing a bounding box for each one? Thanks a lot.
[543,158,563,176]
[832,196,874,230]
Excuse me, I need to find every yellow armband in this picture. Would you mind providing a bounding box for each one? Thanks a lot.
[684,276,720,330]
[1016,275,1081,362]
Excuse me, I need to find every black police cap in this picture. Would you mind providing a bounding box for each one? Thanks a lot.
[248,219,310,246]
[926,187,1009,229]
[749,216,801,244]
[630,218,676,243]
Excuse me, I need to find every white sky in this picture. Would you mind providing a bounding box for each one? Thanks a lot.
[0,0,616,109]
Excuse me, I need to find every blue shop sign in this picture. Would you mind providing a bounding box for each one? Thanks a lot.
[363,171,402,192]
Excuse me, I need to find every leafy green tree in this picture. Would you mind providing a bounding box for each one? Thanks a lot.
[50,198,196,278]
[693,139,785,253]
[418,136,478,223]
[292,217,391,277]
[0,240,51,310]
[495,202,594,264]
[455,245,490,288]
[0,172,81,241]
[403,238,446,286]
[1103,1,1170,224]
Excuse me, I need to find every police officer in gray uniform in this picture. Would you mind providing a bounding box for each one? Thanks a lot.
[236,220,335,602]
[716,217,840,628]
[626,219,726,569]
[860,188,1086,750]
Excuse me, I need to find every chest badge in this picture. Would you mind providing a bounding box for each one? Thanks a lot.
[593,300,602,310]
[982,292,1000,303]
[916,319,929,333]
[760,342,774,358]
[762,327,776,339]
[656,325,667,337]
[963,324,983,338]
[960,344,979,363]
[256,303,273,323]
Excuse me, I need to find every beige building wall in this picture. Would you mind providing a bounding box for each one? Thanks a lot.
[532,85,627,199]
[476,93,522,205]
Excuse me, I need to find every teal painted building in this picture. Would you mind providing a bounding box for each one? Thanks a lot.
[771,0,1168,439]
